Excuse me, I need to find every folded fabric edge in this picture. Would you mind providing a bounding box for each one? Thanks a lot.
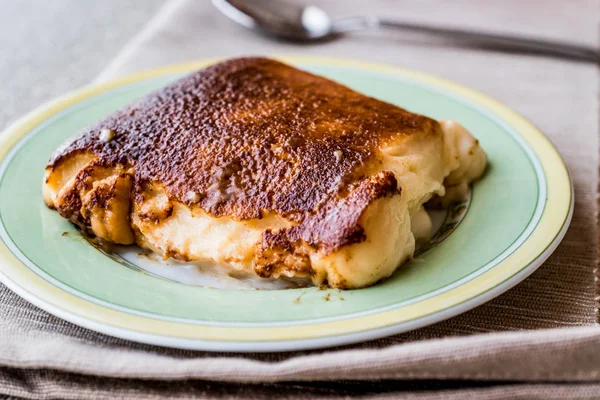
[95,0,186,83]
[1,325,599,383]
[2,367,600,400]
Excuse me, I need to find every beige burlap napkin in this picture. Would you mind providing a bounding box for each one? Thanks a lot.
[1,0,599,398]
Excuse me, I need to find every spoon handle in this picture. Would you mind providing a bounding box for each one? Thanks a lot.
[331,17,598,63]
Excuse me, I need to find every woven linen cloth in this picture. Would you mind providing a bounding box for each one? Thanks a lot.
[1,0,599,398]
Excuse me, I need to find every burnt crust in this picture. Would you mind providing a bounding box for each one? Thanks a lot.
[254,171,399,278]
[48,57,437,253]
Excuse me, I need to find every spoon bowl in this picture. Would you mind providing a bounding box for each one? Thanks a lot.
[212,0,335,41]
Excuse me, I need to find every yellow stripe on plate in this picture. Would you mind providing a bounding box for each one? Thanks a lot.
[0,56,571,343]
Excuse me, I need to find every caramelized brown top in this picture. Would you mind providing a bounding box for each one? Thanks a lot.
[49,57,437,227]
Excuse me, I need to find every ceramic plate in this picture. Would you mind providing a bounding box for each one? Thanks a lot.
[0,56,572,352]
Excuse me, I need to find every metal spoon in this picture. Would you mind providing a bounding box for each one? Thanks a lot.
[212,0,598,63]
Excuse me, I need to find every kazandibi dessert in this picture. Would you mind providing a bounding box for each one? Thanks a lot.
[43,57,486,289]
